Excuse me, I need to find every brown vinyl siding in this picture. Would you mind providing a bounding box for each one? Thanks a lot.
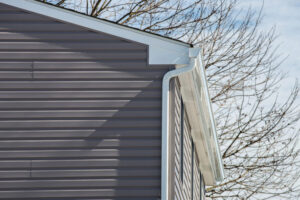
[0,3,172,199]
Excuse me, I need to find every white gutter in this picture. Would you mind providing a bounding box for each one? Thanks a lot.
[161,48,200,200]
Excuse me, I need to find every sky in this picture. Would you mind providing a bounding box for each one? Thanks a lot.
[239,0,300,191]
[239,0,300,138]
[239,0,300,103]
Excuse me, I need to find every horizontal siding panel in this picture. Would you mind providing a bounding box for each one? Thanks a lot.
[0,119,161,129]
[0,71,32,79]
[0,62,170,70]
[0,139,161,149]
[0,62,32,70]
[0,100,161,109]
[0,158,160,169]
[0,4,19,11]
[0,179,160,189]
[0,129,161,139]
[0,169,160,178]
[33,71,164,79]
[0,22,87,32]
[0,149,161,159]
[0,72,165,80]
[0,189,159,198]
[0,42,145,50]
[34,62,168,70]
[0,13,67,22]
[0,81,161,89]
[0,91,161,99]
[0,32,127,42]
[0,110,160,119]
[0,52,147,60]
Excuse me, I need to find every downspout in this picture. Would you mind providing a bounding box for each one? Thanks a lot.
[161,48,200,200]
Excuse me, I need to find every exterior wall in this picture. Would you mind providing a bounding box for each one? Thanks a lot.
[0,3,172,199]
[171,78,205,200]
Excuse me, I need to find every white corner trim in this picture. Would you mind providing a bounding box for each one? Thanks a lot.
[0,0,191,65]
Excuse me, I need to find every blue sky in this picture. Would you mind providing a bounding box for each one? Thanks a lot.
[240,0,300,100]
[240,1,300,134]
[236,1,300,192]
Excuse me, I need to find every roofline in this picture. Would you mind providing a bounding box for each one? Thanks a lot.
[0,0,192,65]
[32,0,193,48]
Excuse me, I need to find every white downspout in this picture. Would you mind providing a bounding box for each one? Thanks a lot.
[161,48,200,200]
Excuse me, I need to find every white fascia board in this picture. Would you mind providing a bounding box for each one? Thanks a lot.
[0,0,190,65]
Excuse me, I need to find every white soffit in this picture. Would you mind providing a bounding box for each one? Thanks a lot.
[0,0,191,65]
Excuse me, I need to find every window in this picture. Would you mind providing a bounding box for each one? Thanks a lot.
[191,139,195,200]
[180,97,184,183]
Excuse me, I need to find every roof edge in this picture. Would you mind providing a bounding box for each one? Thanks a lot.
[0,0,191,65]
[32,0,193,48]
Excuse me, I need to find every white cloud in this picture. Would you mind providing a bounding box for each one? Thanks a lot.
[239,0,300,152]
[241,0,300,98]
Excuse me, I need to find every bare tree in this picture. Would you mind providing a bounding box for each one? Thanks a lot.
[39,0,300,199]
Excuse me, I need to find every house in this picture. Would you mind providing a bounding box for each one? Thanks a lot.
[0,0,224,199]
